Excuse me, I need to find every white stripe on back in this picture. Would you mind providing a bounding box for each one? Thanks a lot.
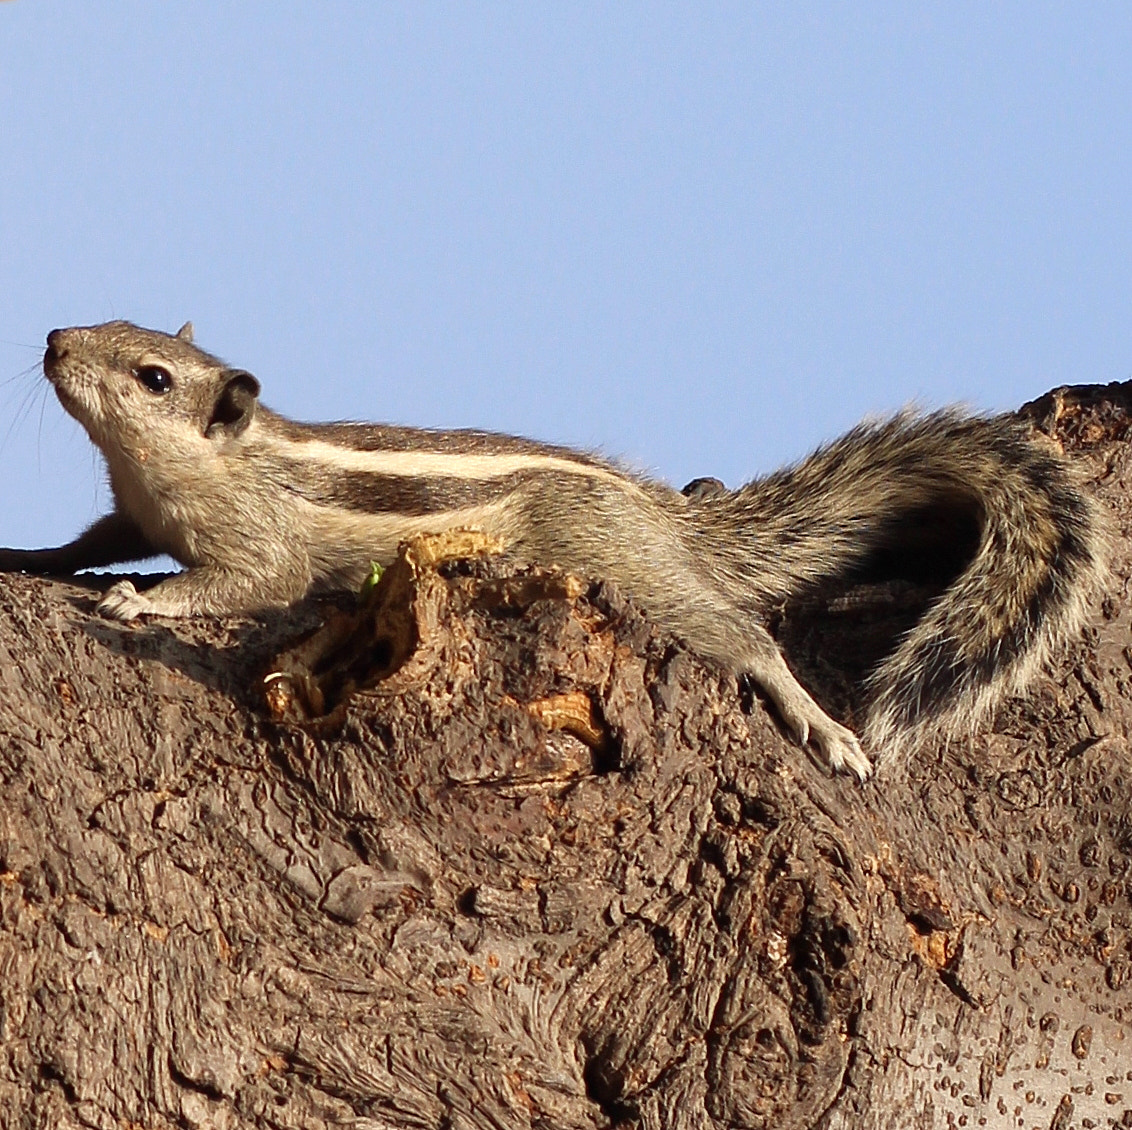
[262,432,642,491]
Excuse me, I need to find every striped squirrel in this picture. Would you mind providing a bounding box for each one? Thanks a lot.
[0,321,1106,778]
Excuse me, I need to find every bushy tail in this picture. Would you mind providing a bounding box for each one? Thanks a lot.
[861,415,1104,758]
[703,410,1107,760]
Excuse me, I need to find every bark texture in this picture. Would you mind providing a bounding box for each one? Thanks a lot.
[1,386,1131,1130]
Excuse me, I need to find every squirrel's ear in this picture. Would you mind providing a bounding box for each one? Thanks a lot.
[176,322,194,343]
[206,370,260,439]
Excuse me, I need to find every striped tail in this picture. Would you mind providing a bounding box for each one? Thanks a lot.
[862,416,1105,758]
[706,409,1106,761]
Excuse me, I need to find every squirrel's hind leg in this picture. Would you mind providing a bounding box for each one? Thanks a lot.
[736,626,872,780]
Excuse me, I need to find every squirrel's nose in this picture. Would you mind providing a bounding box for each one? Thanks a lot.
[44,329,67,371]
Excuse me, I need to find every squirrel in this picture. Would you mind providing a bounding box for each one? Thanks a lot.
[0,320,1107,779]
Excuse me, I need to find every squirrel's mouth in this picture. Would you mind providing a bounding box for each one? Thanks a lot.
[43,325,76,383]
[43,347,62,384]
[42,349,71,399]
[42,330,90,421]
[41,354,88,428]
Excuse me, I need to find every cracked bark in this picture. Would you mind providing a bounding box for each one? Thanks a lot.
[1,385,1131,1129]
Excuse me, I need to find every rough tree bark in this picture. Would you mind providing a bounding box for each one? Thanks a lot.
[1,385,1131,1130]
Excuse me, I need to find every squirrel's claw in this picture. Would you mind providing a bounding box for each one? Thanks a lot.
[810,719,872,781]
[774,692,872,780]
[97,580,151,622]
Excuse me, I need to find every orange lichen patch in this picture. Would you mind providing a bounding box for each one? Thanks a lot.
[526,690,607,749]
[475,571,585,612]
[907,924,953,970]
[259,1055,288,1076]
[405,528,505,569]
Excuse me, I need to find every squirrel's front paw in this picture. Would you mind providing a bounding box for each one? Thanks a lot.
[97,580,154,622]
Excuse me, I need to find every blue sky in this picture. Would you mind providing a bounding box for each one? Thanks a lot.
[2,3,1132,557]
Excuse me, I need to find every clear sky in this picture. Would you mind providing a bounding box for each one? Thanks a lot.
[2,3,1132,558]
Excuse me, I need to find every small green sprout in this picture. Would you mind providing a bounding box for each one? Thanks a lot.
[359,561,384,600]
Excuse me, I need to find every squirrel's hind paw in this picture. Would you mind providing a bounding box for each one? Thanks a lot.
[773,693,872,780]
[810,719,872,781]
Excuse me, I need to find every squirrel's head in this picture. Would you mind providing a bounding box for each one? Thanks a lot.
[43,321,261,460]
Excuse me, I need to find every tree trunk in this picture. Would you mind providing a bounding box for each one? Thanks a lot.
[1,385,1131,1130]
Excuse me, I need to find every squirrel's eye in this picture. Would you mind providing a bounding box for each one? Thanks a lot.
[135,365,173,394]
